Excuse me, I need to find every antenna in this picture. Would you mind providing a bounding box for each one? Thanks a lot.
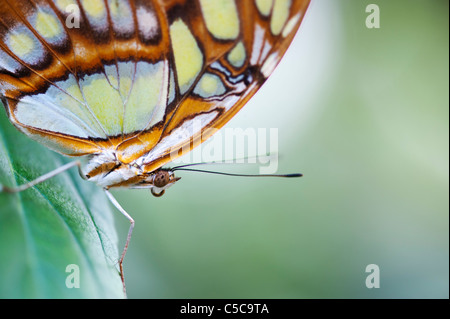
[171,168,302,178]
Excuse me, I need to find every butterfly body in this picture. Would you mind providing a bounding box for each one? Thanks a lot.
[83,149,179,192]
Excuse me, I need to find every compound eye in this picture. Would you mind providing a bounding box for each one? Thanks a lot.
[153,171,170,188]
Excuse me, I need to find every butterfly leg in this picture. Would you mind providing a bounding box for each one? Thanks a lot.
[0,161,83,193]
[104,189,135,298]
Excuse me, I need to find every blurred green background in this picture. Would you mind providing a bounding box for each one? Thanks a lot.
[110,0,448,298]
[0,0,448,299]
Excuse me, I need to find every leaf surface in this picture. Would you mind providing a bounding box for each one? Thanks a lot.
[0,108,123,298]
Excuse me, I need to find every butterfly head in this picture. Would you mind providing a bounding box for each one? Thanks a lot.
[107,167,181,197]
[149,169,181,197]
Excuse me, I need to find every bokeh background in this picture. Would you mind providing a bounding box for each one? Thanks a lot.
[108,0,448,298]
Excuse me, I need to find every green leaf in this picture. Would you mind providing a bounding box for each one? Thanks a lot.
[0,107,123,298]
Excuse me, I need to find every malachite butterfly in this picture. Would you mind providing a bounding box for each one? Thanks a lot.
[0,0,310,295]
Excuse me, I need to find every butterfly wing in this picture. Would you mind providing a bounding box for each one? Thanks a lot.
[0,0,310,165]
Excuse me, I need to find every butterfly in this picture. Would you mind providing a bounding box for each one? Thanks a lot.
[0,0,310,295]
